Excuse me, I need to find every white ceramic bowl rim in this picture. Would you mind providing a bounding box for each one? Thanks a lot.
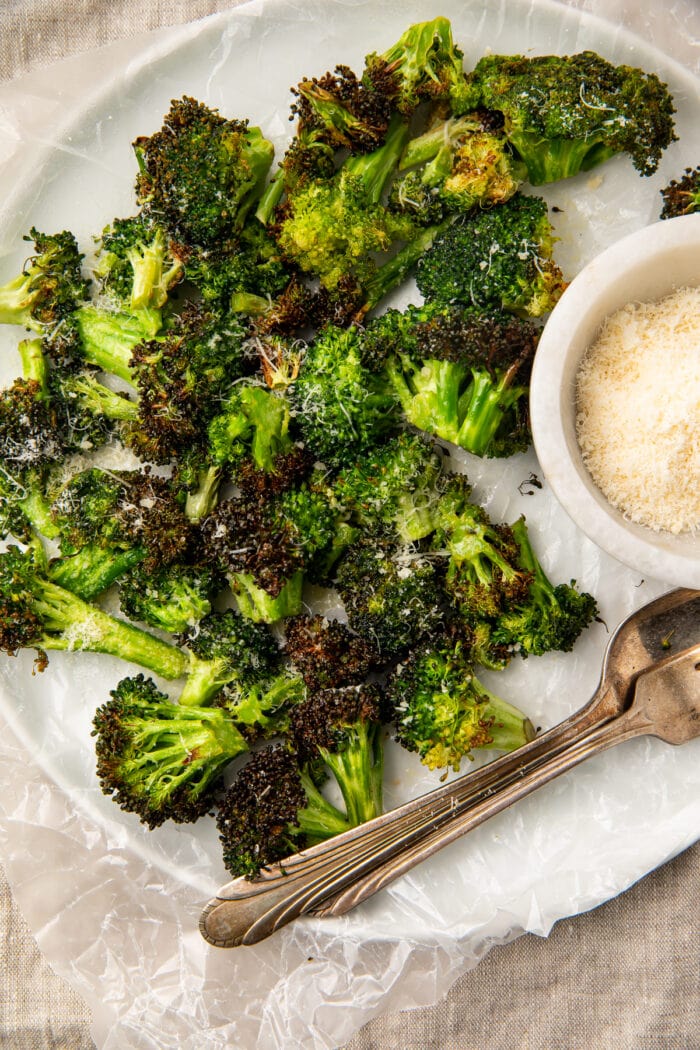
[530,213,700,590]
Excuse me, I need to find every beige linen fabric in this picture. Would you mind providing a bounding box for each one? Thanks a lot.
[0,3,699,1049]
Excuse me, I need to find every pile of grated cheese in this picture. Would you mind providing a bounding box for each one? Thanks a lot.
[575,285,700,535]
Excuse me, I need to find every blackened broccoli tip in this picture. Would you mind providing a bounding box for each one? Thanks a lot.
[289,683,386,826]
[388,640,535,772]
[291,324,399,468]
[0,227,89,333]
[335,540,449,659]
[362,16,470,117]
[0,544,189,679]
[216,743,352,878]
[415,194,566,318]
[178,607,281,706]
[283,614,380,690]
[93,674,250,828]
[134,96,275,247]
[291,65,392,154]
[660,165,700,219]
[377,302,539,457]
[463,51,677,185]
[491,516,598,657]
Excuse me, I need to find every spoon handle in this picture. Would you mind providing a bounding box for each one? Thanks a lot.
[200,682,623,947]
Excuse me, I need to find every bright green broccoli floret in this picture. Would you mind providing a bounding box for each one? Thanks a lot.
[133,96,275,247]
[291,324,398,467]
[388,636,534,772]
[660,165,700,218]
[462,51,676,185]
[491,516,598,657]
[216,743,353,877]
[93,214,183,337]
[391,113,526,224]
[371,302,540,456]
[362,16,471,116]
[93,675,251,828]
[207,384,294,477]
[415,194,566,317]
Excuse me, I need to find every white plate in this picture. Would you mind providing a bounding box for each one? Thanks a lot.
[0,0,699,960]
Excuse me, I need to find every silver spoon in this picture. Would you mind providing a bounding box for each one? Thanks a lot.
[200,588,700,947]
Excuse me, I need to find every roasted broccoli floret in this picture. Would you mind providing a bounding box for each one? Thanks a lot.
[274,112,415,297]
[133,96,275,247]
[201,483,340,623]
[373,302,540,456]
[462,51,676,185]
[290,324,398,467]
[182,222,290,308]
[178,608,281,706]
[335,538,448,659]
[216,744,353,877]
[284,614,380,691]
[415,194,566,317]
[388,636,534,772]
[118,560,222,634]
[362,16,471,116]
[431,477,532,621]
[93,675,251,828]
[660,165,700,218]
[289,683,385,825]
[206,383,297,480]
[0,227,89,333]
[93,214,183,337]
[333,431,446,541]
[390,113,526,224]
[0,544,190,678]
[125,301,248,465]
[490,517,598,657]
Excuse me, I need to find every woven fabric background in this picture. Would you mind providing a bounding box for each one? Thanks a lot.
[0,2,698,1048]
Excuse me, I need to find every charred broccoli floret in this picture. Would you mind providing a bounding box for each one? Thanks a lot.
[462,51,676,185]
[93,675,251,828]
[660,165,700,218]
[373,302,540,457]
[0,227,89,333]
[178,608,281,706]
[415,194,566,317]
[133,96,275,247]
[335,538,449,659]
[216,744,353,877]
[118,560,222,635]
[283,614,380,691]
[388,636,534,772]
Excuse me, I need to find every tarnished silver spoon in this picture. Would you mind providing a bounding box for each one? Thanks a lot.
[200,588,699,947]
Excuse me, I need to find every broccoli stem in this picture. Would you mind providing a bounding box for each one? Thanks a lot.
[48,543,145,601]
[345,113,410,203]
[255,171,286,227]
[456,369,525,456]
[295,766,354,842]
[16,485,61,541]
[18,338,50,394]
[399,116,475,170]
[231,570,304,624]
[320,723,384,826]
[74,306,147,383]
[363,222,450,312]
[183,465,222,523]
[478,690,535,752]
[511,516,554,603]
[31,577,189,678]
[65,374,140,422]
[0,274,36,329]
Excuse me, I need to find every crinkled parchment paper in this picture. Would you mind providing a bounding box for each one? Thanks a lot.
[0,2,699,1047]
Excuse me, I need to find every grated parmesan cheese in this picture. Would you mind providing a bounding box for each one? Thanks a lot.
[575,286,700,535]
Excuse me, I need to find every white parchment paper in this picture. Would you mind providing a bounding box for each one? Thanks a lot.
[0,2,698,1048]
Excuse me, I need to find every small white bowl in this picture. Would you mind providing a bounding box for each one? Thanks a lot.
[530,214,700,590]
